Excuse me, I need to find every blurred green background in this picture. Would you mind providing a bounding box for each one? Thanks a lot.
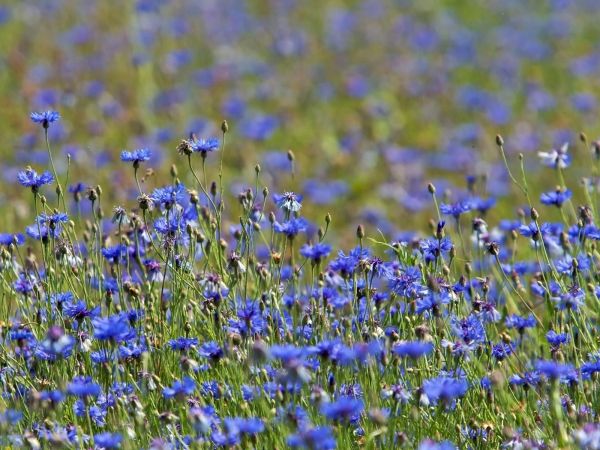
[0,0,599,241]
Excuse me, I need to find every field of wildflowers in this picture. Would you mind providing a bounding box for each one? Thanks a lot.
[3,0,600,449]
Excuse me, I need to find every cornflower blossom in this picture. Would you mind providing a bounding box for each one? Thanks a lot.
[120,148,151,165]
[17,167,54,191]
[538,143,570,169]
[30,110,60,128]
[540,188,572,207]
[274,192,303,212]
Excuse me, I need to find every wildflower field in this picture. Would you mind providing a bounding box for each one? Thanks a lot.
[3,0,600,449]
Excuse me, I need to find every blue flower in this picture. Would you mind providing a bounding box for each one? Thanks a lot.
[439,201,472,219]
[540,189,572,207]
[287,426,336,449]
[320,396,363,423]
[422,376,468,405]
[163,376,196,399]
[505,314,537,332]
[546,330,569,348]
[92,314,134,342]
[420,237,452,263]
[552,285,585,311]
[67,376,101,398]
[418,440,457,450]
[64,299,100,321]
[120,148,151,165]
[150,183,186,210]
[101,244,127,264]
[0,233,24,246]
[94,432,122,449]
[392,341,434,359]
[13,273,34,294]
[300,243,332,263]
[274,218,308,238]
[30,110,60,128]
[198,341,224,361]
[190,137,219,153]
[17,168,54,190]
[491,342,514,361]
[538,143,570,169]
[168,337,198,352]
[224,417,265,436]
[274,192,303,212]
[535,360,576,380]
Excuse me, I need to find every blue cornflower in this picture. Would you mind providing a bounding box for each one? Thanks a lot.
[418,440,458,450]
[120,148,151,165]
[37,326,75,359]
[540,189,572,207]
[556,253,590,274]
[224,417,265,436]
[274,218,308,238]
[505,314,537,332]
[300,243,332,263]
[198,341,224,361]
[190,137,219,153]
[439,201,472,219]
[94,432,122,449]
[17,167,54,191]
[552,285,585,311]
[546,330,569,348]
[13,273,34,295]
[518,221,540,239]
[0,233,24,246]
[392,341,434,359]
[320,396,363,423]
[274,192,303,212]
[67,376,101,398]
[415,292,450,315]
[491,342,514,361]
[422,376,468,405]
[420,237,453,263]
[63,299,100,321]
[101,244,127,264]
[92,314,134,343]
[538,143,570,169]
[451,315,486,344]
[470,196,496,215]
[150,183,186,210]
[535,360,576,380]
[287,426,336,449]
[168,337,198,352]
[163,376,196,400]
[30,110,60,128]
